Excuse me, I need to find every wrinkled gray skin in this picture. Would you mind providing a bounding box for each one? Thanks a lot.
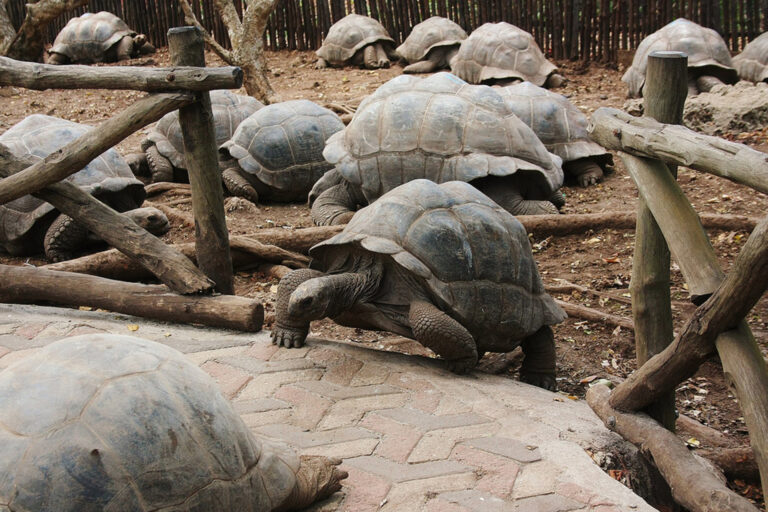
[0,334,347,511]
[315,14,397,69]
[276,180,567,389]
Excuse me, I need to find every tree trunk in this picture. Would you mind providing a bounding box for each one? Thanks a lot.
[4,0,89,62]
[0,0,16,55]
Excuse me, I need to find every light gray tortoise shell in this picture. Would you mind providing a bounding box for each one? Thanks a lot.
[322,72,564,204]
[733,31,768,83]
[144,90,264,171]
[220,99,345,196]
[0,114,144,255]
[395,16,467,63]
[316,14,395,66]
[497,81,611,163]
[311,179,567,342]
[50,11,135,63]
[0,333,302,511]
[622,18,738,97]
[450,22,557,86]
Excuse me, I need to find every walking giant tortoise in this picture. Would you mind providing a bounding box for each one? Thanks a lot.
[733,31,768,83]
[275,180,566,388]
[316,14,396,69]
[395,16,467,73]
[0,333,346,511]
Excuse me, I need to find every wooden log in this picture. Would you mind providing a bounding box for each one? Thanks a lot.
[144,182,191,196]
[0,92,194,206]
[589,107,768,195]
[698,446,761,483]
[587,385,760,512]
[0,56,243,92]
[0,265,262,332]
[555,299,634,330]
[169,27,234,295]
[0,144,214,295]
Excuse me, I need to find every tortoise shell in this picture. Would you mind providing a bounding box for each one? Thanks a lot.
[220,100,344,198]
[0,333,301,511]
[395,16,467,63]
[733,31,768,83]
[450,22,558,86]
[622,18,738,97]
[310,179,566,342]
[323,72,563,204]
[143,90,263,171]
[0,114,144,256]
[316,14,395,66]
[50,11,135,63]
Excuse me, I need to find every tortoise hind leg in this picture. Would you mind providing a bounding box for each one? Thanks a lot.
[44,214,89,262]
[403,59,439,74]
[409,300,478,374]
[222,167,260,204]
[474,177,560,215]
[275,455,347,511]
[146,145,174,183]
[310,181,361,226]
[520,325,557,391]
[564,158,604,187]
[115,36,134,61]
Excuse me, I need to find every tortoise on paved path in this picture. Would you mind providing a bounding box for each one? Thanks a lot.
[622,18,738,98]
[395,16,467,74]
[219,99,345,204]
[275,180,566,388]
[0,115,169,262]
[733,31,768,83]
[0,333,346,511]
[126,90,263,183]
[450,22,566,88]
[316,14,397,69]
[310,72,564,226]
[497,81,613,187]
[47,11,155,65]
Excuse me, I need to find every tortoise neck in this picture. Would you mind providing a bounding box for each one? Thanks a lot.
[321,255,382,317]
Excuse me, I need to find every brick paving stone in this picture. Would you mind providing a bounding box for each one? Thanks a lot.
[0,348,39,370]
[274,384,333,429]
[380,471,478,510]
[0,335,34,351]
[511,460,560,498]
[308,347,365,386]
[0,324,14,335]
[434,490,513,512]
[233,398,290,414]
[0,346,8,360]
[424,497,473,512]
[271,344,311,360]
[237,367,323,399]
[554,483,597,506]
[451,444,520,499]
[295,380,404,401]
[433,395,474,415]
[512,493,583,512]
[64,325,107,338]
[461,437,542,463]
[240,408,293,429]
[302,437,379,458]
[343,456,471,483]
[14,322,49,339]
[591,506,624,512]
[408,422,499,463]
[338,467,391,512]
[256,424,379,458]
[385,373,442,413]
[375,408,491,432]
[200,360,252,399]
[348,362,391,387]
[244,341,280,361]
[184,346,248,366]
[217,355,317,375]
[360,412,423,463]
[317,393,409,431]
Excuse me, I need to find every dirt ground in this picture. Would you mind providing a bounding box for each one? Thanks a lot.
[1,48,766,504]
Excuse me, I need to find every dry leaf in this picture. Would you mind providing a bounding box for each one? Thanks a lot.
[78,306,93,311]
[579,375,598,384]
[127,324,139,332]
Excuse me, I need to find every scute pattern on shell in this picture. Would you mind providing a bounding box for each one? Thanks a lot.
[395,16,467,63]
[316,14,395,65]
[323,73,563,203]
[450,22,557,86]
[50,11,135,63]
[733,31,768,83]
[622,18,738,97]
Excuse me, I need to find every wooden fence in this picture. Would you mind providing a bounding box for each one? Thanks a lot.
[6,0,768,64]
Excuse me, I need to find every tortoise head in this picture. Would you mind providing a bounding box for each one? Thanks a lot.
[288,277,335,321]
[126,207,170,236]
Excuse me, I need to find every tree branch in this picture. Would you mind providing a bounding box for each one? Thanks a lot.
[178,0,233,63]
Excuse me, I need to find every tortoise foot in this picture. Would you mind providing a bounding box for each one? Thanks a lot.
[282,455,347,511]
[271,325,309,348]
[520,371,557,391]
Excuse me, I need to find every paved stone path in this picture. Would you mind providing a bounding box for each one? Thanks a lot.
[0,304,655,511]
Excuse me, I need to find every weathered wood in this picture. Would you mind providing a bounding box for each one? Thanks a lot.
[587,385,760,512]
[256,263,293,280]
[0,144,214,295]
[146,202,195,228]
[145,182,192,196]
[4,0,88,62]
[169,26,234,295]
[0,265,262,332]
[698,445,761,483]
[589,107,768,195]
[554,299,634,331]
[0,56,243,91]
[0,92,194,206]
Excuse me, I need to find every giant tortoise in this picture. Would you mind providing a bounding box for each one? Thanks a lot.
[395,16,468,73]
[0,333,346,511]
[733,31,768,83]
[316,14,397,69]
[275,180,566,388]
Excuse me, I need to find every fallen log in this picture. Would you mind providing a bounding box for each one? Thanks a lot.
[546,279,632,306]
[587,384,759,512]
[555,299,634,331]
[145,202,195,227]
[698,446,761,483]
[256,263,293,280]
[0,265,262,332]
[145,182,192,196]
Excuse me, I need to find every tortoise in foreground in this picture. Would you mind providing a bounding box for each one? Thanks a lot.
[395,16,467,73]
[497,81,613,187]
[126,90,263,183]
[0,115,169,262]
[47,11,155,65]
[733,32,768,83]
[310,73,564,226]
[219,100,345,204]
[451,22,566,88]
[275,180,566,388]
[316,14,396,69]
[0,333,346,511]
[622,18,738,98]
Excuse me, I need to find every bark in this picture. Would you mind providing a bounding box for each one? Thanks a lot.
[555,299,634,331]
[3,0,89,62]
[697,447,761,483]
[145,182,192,196]
[0,0,15,55]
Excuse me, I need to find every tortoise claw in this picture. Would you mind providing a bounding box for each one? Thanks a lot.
[271,325,308,348]
[520,371,557,391]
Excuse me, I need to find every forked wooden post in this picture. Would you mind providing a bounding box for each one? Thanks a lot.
[631,51,688,430]
[168,27,234,295]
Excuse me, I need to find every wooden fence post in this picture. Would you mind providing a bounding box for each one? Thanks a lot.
[168,26,234,295]
[630,50,687,431]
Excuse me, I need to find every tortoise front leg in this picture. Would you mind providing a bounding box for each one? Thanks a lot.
[146,145,174,183]
[564,158,604,188]
[403,59,439,74]
[273,268,326,348]
[363,45,378,69]
[520,325,557,391]
[275,455,347,512]
[310,181,361,226]
[222,166,260,204]
[115,36,134,61]
[374,43,390,68]
[409,300,478,374]
[44,214,89,262]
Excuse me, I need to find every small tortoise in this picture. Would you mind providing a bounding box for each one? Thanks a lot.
[126,90,263,183]
[395,16,468,74]
[0,115,169,262]
[622,18,738,98]
[497,81,613,187]
[219,100,345,204]
[47,11,155,65]
[733,32,768,83]
[316,14,397,69]
[0,333,346,511]
[310,72,564,226]
[451,22,566,88]
[275,180,566,388]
